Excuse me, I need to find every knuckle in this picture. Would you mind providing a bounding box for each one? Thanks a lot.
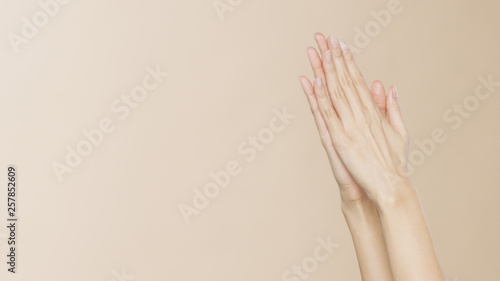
[314,65,324,73]
[331,85,345,100]
[316,88,327,98]
[324,107,336,120]
[344,52,354,62]
[333,49,343,58]
[352,74,365,87]
[340,75,354,88]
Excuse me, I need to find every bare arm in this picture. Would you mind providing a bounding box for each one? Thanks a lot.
[342,199,394,281]
[299,33,444,281]
[300,33,394,281]
[376,177,444,281]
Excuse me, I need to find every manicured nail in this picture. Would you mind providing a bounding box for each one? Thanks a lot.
[316,77,323,88]
[329,35,339,48]
[340,41,349,53]
[393,85,398,98]
[325,50,332,62]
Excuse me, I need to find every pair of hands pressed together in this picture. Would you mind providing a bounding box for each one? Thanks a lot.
[299,33,411,206]
[298,33,445,281]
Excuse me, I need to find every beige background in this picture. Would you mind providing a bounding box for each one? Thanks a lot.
[0,0,499,280]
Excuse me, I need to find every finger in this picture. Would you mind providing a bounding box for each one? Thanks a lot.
[299,76,350,186]
[341,41,384,119]
[386,85,409,140]
[321,48,355,128]
[332,39,388,155]
[370,80,387,119]
[312,76,344,143]
[306,47,334,107]
[326,36,365,121]
[314,33,329,58]
[298,75,335,154]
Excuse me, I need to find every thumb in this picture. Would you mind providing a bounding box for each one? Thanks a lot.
[386,85,408,139]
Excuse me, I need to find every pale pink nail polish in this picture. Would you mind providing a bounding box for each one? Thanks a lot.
[340,41,349,53]
[325,50,332,62]
[316,77,323,88]
[329,35,339,48]
[393,85,398,98]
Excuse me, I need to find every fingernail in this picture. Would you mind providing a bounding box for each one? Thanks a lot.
[393,85,398,98]
[329,35,339,48]
[325,50,332,62]
[340,41,349,53]
[316,77,323,88]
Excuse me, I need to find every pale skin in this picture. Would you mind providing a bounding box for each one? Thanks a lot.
[298,33,445,281]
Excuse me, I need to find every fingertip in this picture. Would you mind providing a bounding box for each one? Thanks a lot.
[298,75,307,86]
[298,75,304,85]
[299,76,313,91]
[306,47,319,60]
[386,85,406,133]
[370,80,385,94]
[387,85,398,103]
[314,34,329,53]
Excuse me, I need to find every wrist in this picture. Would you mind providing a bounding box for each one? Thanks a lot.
[372,177,420,212]
[341,195,376,217]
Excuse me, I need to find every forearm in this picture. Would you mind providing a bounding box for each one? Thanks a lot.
[300,32,446,281]
[341,198,394,281]
[375,179,445,281]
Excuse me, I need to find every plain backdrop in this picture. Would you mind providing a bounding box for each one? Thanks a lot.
[0,0,499,280]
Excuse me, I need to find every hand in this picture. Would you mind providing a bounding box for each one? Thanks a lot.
[299,33,393,205]
[299,33,411,203]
